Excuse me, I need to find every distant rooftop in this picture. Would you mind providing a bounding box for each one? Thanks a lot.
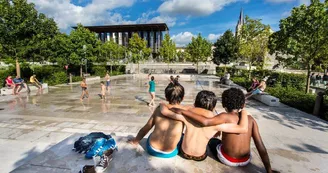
[73,23,169,33]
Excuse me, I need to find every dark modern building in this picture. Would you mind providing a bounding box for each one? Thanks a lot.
[75,23,169,54]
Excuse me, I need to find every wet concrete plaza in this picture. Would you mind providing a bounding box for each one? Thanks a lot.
[0,74,327,173]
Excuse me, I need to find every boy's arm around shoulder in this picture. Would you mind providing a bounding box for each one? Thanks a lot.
[213,110,249,133]
[170,107,228,126]
[159,103,186,123]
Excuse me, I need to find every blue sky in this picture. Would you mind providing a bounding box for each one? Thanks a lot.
[28,0,311,46]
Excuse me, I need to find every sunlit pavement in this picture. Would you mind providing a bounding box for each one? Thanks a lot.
[0,74,327,173]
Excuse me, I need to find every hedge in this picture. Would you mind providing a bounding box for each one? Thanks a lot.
[218,67,307,90]
[230,76,328,121]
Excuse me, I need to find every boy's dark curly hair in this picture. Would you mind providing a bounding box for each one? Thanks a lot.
[165,80,185,104]
[194,90,217,111]
[222,88,245,112]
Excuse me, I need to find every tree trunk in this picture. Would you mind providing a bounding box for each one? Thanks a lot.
[248,61,252,80]
[80,65,83,77]
[224,64,227,73]
[196,61,199,74]
[16,58,21,77]
[110,65,113,74]
[138,63,140,74]
[305,64,311,94]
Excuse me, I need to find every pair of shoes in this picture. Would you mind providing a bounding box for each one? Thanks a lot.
[85,138,117,159]
[95,148,115,173]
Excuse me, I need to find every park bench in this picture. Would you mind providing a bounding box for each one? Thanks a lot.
[0,83,48,95]
[252,92,280,107]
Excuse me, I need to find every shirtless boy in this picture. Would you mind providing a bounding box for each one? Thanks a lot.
[170,88,277,173]
[160,90,249,161]
[100,81,106,100]
[128,81,190,158]
[80,78,89,100]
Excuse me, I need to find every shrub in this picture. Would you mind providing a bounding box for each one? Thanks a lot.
[33,66,62,83]
[230,77,252,88]
[46,71,67,85]
[266,87,316,114]
[92,66,107,77]
[72,76,82,82]
[110,71,123,76]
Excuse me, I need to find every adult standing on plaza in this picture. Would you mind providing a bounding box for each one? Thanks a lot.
[315,73,322,86]
[310,73,316,86]
[148,76,156,107]
[323,72,328,86]
[105,72,110,91]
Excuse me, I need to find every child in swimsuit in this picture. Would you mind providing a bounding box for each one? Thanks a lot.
[80,78,89,100]
[128,81,190,158]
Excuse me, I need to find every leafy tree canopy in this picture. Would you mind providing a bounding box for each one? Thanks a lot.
[186,33,212,72]
[213,30,238,66]
[159,34,176,64]
[239,16,271,71]
[127,33,151,64]
[0,0,59,62]
[268,0,328,93]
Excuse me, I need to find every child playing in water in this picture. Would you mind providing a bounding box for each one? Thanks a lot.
[100,81,106,100]
[80,78,89,101]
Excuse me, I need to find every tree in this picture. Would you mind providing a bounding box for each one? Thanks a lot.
[213,30,238,70]
[268,0,328,93]
[69,24,100,77]
[127,33,151,73]
[238,16,271,78]
[101,39,126,73]
[186,34,212,73]
[49,33,73,66]
[0,0,59,76]
[177,51,191,62]
[159,34,176,69]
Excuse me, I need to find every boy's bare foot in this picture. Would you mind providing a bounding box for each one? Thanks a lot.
[127,138,139,146]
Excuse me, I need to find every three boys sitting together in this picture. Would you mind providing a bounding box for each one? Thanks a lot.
[128,81,277,173]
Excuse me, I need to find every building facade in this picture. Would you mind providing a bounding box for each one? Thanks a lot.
[76,23,169,55]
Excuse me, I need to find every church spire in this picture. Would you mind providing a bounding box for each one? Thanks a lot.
[235,8,244,37]
[239,8,244,25]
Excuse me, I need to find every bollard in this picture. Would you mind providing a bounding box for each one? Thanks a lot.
[69,73,72,84]
[313,92,324,116]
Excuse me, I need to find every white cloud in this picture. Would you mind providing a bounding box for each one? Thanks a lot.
[171,32,195,47]
[266,0,294,3]
[136,11,177,27]
[28,0,136,30]
[208,34,222,42]
[172,32,220,46]
[266,0,312,4]
[158,0,244,16]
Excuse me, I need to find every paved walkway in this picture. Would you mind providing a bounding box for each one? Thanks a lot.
[0,75,327,173]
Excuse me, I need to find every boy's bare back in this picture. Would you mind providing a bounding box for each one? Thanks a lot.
[180,107,218,157]
[149,104,188,152]
[221,114,254,158]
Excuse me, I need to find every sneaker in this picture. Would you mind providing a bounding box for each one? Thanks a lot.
[85,138,107,159]
[95,149,114,173]
[79,165,96,173]
[98,138,117,156]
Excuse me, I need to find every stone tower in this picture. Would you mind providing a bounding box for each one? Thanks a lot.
[235,8,244,37]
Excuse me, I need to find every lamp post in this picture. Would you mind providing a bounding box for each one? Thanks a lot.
[83,45,87,75]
